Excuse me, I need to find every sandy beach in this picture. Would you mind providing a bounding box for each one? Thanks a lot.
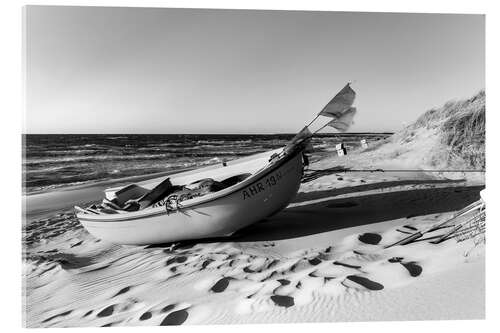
[22,138,485,327]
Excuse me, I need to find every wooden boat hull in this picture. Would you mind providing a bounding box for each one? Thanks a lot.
[77,149,304,245]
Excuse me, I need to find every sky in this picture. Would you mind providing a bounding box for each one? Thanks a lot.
[25,6,485,134]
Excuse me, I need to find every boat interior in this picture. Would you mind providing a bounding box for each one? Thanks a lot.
[75,148,284,216]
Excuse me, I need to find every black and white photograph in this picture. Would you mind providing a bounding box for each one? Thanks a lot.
[22,5,486,327]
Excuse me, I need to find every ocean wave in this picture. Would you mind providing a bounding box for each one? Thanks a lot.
[23,153,178,165]
[25,149,101,157]
[25,148,269,167]
[25,165,69,173]
[156,142,193,147]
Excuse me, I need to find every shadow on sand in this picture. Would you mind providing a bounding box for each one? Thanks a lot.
[235,184,483,242]
[146,179,483,248]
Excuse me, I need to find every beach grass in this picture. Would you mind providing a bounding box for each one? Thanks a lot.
[409,90,485,170]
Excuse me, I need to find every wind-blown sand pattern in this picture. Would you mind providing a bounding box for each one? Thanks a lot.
[23,167,485,327]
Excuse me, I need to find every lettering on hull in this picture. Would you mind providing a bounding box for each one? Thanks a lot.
[242,158,301,200]
[242,168,288,200]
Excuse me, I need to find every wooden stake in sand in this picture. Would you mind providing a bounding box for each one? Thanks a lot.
[384,198,485,248]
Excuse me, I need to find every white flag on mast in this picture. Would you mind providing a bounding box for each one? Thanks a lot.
[326,107,357,132]
[318,83,356,118]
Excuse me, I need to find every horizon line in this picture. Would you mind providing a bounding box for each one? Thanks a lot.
[22,132,395,135]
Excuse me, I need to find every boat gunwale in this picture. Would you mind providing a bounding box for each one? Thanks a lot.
[77,146,304,223]
[104,148,284,193]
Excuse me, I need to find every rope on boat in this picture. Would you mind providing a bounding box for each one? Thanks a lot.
[305,114,320,128]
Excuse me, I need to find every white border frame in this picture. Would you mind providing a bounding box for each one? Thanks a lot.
[2,1,497,332]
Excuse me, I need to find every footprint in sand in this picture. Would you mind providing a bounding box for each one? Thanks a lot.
[358,233,382,245]
[333,261,361,269]
[101,321,121,327]
[388,258,422,276]
[96,305,115,317]
[388,257,404,263]
[343,275,384,291]
[211,277,233,293]
[113,286,132,297]
[401,262,423,277]
[308,257,322,266]
[82,310,93,318]
[166,256,188,266]
[270,295,295,308]
[70,240,83,248]
[42,310,72,323]
[176,256,188,263]
[160,309,189,325]
[243,266,256,273]
[200,259,214,270]
[139,311,152,321]
[161,304,176,313]
[277,279,291,286]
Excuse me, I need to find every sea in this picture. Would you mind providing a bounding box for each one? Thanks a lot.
[23,133,391,194]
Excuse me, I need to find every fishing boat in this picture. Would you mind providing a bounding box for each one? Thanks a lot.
[75,83,357,245]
